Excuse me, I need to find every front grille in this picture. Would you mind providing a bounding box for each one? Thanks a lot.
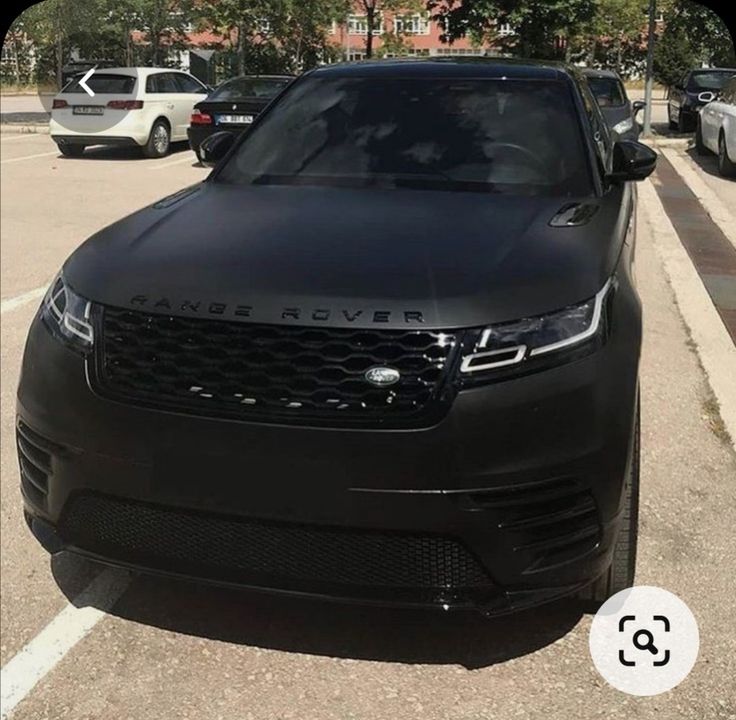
[59,494,493,600]
[92,307,459,427]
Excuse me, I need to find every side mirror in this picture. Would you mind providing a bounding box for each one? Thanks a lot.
[199,131,235,168]
[632,100,646,116]
[697,91,716,104]
[609,141,657,183]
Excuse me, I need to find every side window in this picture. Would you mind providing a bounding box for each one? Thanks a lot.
[579,78,612,177]
[175,74,206,94]
[146,74,159,93]
[156,73,180,93]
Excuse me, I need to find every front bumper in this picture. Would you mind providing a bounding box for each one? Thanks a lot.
[17,280,641,614]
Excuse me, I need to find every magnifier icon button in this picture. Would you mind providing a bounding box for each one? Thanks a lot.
[633,629,658,655]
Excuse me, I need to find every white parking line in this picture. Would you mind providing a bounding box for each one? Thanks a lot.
[0,151,58,165]
[148,154,199,171]
[0,568,131,719]
[0,135,43,142]
[0,287,46,315]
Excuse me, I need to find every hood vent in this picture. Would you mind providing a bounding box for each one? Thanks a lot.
[549,202,600,228]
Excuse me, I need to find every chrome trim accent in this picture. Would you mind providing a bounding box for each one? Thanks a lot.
[460,345,527,374]
[529,278,612,357]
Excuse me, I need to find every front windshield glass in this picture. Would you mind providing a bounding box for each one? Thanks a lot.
[688,71,735,91]
[216,76,593,196]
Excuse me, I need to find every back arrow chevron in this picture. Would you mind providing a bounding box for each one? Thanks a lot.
[79,68,96,97]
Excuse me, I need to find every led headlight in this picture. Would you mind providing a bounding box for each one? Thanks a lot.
[461,279,613,377]
[40,273,94,352]
[613,117,634,135]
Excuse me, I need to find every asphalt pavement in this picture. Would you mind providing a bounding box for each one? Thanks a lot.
[1,133,735,719]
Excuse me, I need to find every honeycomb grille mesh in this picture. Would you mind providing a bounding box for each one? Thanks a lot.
[93,307,458,426]
[60,494,493,591]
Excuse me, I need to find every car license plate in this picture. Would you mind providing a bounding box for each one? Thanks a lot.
[73,106,104,115]
[217,114,253,125]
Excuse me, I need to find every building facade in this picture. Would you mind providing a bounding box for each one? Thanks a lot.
[328,10,503,61]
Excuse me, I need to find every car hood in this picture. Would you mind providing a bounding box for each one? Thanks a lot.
[64,182,628,330]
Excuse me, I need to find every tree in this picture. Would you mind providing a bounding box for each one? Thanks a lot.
[11,0,109,87]
[268,0,350,72]
[358,0,417,58]
[194,0,259,74]
[662,0,735,68]
[653,23,695,87]
[130,0,194,67]
[428,0,597,59]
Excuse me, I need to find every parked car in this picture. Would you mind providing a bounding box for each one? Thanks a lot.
[696,76,736,177]
[50,67,209,158]
[20,59,656,615]
[668,67,736,133]
[583,68,645,141]
[188,74,293,161]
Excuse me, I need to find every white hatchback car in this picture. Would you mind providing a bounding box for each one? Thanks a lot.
[50,67,209,158]
[696,75,736,177]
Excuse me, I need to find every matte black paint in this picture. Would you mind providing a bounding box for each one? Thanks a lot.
[19,59,647,612]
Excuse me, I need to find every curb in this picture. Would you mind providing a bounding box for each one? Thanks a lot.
[641,136,691,149]
[641,179,736,447]
[0,124,50,135]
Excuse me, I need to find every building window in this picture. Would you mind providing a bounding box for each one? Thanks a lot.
[329,21,337,35]
[257,19,271,34]
[434,48,487,56]
[497,22,515,37]
[384,48,431,58]
[347,51,366,61]
[348,14,383,36]
[394,14,431,35]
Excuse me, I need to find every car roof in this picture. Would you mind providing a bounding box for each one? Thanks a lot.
[689,67,736,73]
[221,74,295,81]
[89,67,193,77]
[308,57,574,81]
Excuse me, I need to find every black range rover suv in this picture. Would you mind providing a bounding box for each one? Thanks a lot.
[17,59,656,615]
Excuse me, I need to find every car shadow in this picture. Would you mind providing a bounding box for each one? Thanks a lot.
[684,146,724,179]
[51,553,584,670]
[57,141,193,162]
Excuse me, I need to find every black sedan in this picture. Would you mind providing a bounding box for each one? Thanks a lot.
[583,69,645,141]
[668,68,736,132]
[188,74,293,160]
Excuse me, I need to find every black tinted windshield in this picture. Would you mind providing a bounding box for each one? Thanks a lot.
[210,77,291,101]
[217,76,593,196]
[587,77,626,106]
[688,71,735,91]
[62,74,136,94]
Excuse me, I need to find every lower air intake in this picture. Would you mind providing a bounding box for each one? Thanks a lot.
[59,494,494,602]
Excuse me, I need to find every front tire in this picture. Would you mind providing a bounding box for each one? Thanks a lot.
[677,110,689,134]
[580,401,640,605]
[718,133,736,177]
[58,144,85,158]
[143,120,171,158]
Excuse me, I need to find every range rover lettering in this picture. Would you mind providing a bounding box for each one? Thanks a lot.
[17,59,656,614]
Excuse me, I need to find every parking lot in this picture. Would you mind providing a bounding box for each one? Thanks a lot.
[1,131,736,719]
